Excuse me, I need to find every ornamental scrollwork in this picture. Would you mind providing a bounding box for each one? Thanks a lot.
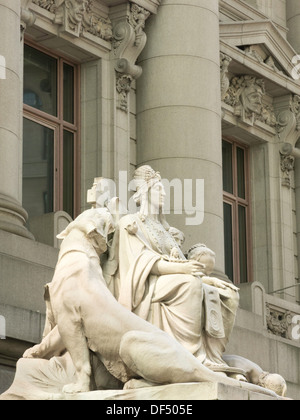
[32,0,113,41]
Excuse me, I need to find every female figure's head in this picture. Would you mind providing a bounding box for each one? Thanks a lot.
[132,165,166,220]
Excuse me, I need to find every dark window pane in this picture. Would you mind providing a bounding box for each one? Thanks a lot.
[237,147,246,199]
[63,63,74,124]
[224,202,234,282]
[222,140,233,194]
[63,130,74,217]
[238,205,248,283]
[23,118,54,219]
[24,45,57,116]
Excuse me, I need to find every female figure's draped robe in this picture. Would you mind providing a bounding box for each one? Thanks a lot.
[104,214,239,365]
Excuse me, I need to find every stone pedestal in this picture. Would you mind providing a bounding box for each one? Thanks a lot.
[52,382,288,401]
[136,0,225,272]
[0,0,33,239]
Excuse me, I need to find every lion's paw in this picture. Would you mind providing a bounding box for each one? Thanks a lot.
[62,382,90,394]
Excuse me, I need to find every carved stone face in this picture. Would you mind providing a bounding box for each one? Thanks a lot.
[241,85,263,115]
[149,181,166,214]
[66,0,88,25]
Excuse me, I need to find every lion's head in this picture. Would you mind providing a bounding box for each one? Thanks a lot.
[57,208,115,255]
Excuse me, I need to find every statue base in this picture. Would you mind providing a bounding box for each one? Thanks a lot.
[52,382,287,401]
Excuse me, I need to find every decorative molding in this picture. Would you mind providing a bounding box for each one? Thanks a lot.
[266,303,293,339]
[220,20,295,79]
[289,95,300,131]
[116,74,133,112]
[275,95,300,188]
[113,3,151,112]
[128,3,150,47]
[280,152,295,188]
[244,45,284,76]
[276,95,300,143]
[32,0,56,12]
[220,53,231,102]
[130,0,161,15]
[279,142,300,188]
[32,0,113,41]
[21,5,36,40]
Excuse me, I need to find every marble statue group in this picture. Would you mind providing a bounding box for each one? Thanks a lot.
[0,166,287,400]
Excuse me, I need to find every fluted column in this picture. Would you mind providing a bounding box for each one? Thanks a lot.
[0,0,33,239]
[136,0,225,273]
[287,0,300,53]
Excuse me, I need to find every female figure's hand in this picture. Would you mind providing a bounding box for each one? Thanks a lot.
[152,260,205,277]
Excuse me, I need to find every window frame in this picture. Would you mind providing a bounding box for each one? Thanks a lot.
[23,39,81,219]
[223,137,252,285]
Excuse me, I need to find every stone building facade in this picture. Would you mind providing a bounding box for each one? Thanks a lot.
[0,0,300,398]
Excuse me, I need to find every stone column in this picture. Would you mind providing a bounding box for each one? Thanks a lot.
[287,0,300,53]
[295,146,300,300]
[136,0,225,273]
[0,0,33,239]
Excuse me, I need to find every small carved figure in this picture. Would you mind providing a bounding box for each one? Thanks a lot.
[223,355,287,397]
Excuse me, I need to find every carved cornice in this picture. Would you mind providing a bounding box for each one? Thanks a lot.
[32,0,113,41]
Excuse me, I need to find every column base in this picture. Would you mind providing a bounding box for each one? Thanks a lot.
[0,195,34,240]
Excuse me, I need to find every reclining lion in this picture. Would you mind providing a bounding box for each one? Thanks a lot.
[22,209,280,397]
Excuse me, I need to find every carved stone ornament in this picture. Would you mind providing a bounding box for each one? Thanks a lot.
[289,95,300,131]
[113,3,151,112]
[224,75,277,127]
[220,53,232,102]
[244,45,284,76]
[128,3,150,47]
[279,142,296,188]
[266,304,293,339]
[280,153,295,188]
[32,0,113,41]
[32,0,56,12]
[276,95,300,147]
[116,74,133,112]
[21,6,36,40]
